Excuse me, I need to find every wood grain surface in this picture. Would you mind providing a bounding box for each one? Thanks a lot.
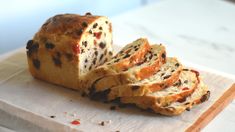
[186,83,235,132]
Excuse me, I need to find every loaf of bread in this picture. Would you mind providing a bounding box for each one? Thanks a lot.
[121,79,210,116]
[26,13,210,116]
[26,13,113,90]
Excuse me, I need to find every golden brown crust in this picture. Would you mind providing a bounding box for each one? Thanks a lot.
[111,39,151,72]
[33,14,108,56]
[38,14,101,39]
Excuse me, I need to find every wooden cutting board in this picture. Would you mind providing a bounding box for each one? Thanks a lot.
[0,48,234,132]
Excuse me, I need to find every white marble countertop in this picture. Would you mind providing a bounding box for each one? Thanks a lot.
[0,0,235,131]
[111,0,235,131]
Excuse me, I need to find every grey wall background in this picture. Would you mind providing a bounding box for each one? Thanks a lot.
[0,0,158,54]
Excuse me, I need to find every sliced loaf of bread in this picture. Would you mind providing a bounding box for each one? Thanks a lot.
[105,57,182,101]
[121,69,200,108]
[80,38,151,91]
[91,44,166,93]
[121,72,210,116]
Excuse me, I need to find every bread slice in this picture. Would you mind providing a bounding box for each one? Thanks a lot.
[121,74,210,116]
[92,44,166,93]
[80,38,151,90]
[105,57,182,101]
[121,69,200,108]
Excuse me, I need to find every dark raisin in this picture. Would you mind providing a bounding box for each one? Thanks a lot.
[171,70,175,72]
[85,59,88,63]
[100,121,105,126]
[134,48,138,51]
[89,65,92,70]
[82,22,88,27]
[163,75,171,79]
[33,59,40,70]
[178,97,187,103]
[50,115,56,118]
[81,49,84,53]
[105,21,108,24]
[45,42,55,49]
[161,73,165,77]
[99,42,106,49]
[108,51,113,56]
[186,107,191,111]
[154,53,157,56]
[184,102,190,105]
[52,57,61,67]
[200,91,210,103]
[148,54,153,60]
[114,59,120,63]
[131,86,140,91]
[26,40,34,49]
[178,79,182,86]
[104,58,108,63]
[65,53,73,61]
[85,65,87,68]
[99,54,104,61]
[89,30,92,34]
[26,40,39,56]
[175,63,180,67]
[76,29,83,36]
[85,12,92,15]
[81,92,86,97]
[93,23,98,28]
[99,26,103,30]
[94,51,98,56]
[110,106,116,110]
[82,41,87,47]
[161,53,166,59]
[123,54,130,59]
[92,58,97,65]
[184,80,188,84]
[183,69,189,71]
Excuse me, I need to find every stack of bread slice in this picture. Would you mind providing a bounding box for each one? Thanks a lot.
[81,38,210,116]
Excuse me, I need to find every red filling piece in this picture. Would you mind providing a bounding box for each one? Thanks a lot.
[71,120,80,125]
[94,32,102,39]
[182,87,189,91]
[72,45,80,54]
